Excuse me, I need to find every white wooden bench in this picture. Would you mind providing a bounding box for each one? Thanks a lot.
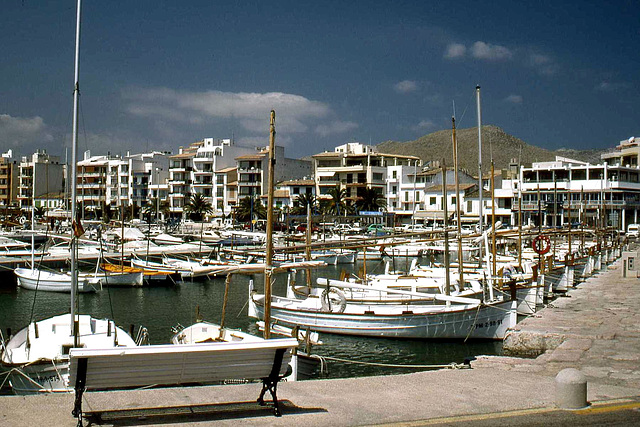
[69,338,298,424]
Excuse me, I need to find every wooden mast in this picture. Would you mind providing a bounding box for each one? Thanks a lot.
[452,117,464,289]
[263,110,276,339]
[442,159,450,296]
[491,161,496,279]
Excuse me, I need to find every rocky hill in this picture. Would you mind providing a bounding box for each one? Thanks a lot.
[377,125,607,174]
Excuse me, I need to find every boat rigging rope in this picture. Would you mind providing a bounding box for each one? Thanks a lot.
[317,355,469,370]
[28,222,52,325]
[464,302,482,342]
[98,234,117,326]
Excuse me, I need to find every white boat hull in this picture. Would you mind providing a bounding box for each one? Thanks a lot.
[83,270,144,287]
[14,268,100,293]
[250,295,514,340]
[1,314,137,394]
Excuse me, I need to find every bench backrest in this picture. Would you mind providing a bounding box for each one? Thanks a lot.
[69,338,298,390]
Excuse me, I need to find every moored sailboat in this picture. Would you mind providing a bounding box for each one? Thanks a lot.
[0,0,142,394]
[15,267,101,293]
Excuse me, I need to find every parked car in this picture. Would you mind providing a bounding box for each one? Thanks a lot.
[627,224,640,238]
[296,223,320,233]
[401,224,429,232]
[366,223,390,235]
[333,223,357,233]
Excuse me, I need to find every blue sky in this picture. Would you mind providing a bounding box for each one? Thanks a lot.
[1,0,639,160]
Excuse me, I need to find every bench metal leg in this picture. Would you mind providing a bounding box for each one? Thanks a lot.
[72,358,88,426]
[258,378,282,416]
[257,348,287,416]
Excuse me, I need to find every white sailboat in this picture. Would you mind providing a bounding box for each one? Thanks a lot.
[249,281,516,340]
[1,0,142,394]
[15,267,101,293]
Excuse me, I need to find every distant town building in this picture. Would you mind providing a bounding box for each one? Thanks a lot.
[76,150,169,219]
[168,138,255,218]
[0,150,19,208]
[518,153,640,230]
[17,150,64,216]
[312,142,420,210]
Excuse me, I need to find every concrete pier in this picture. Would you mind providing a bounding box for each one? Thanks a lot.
[2,251,639,426]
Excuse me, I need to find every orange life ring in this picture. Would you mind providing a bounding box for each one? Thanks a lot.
[532,235,551,255]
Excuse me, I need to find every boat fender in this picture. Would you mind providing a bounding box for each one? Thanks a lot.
[19,216,26,225]
[320,287,346,313]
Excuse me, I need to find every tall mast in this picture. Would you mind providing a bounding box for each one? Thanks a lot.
[70,0,82,347]
[31,155,35,271]
[263,110,276,339]
[442,159,450,296]
[491,161,497,279]
[452,117,463,289]
[476,85,483,269]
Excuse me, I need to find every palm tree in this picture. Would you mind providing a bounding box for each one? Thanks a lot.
[143,198,170,223]
[101,203,114,223]
[356,187,387,213]
[326,185,351,216]
[236,195,266,223]
[184,193,213,221]
[291,193,317,215]
[184,193,214,254]
[33,206,46,219]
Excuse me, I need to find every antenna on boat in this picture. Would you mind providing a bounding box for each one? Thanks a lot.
[70,0,82,348]
[476,86,483,270]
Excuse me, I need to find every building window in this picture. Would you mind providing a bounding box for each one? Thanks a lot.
[392,170,397,179]
[467,200,472,212]
[392,185,397,194]
[404,192,409,202]
[430,197,436,205]
[293,187,300,194]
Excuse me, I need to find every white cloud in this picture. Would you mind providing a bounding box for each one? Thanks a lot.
[471,41,513,60]
[526,52,558,76]
[529,53,551,65]
[0,114,54,148]
[444,43,466,59]
[595,80,629,92]
[413,119,436,131]
[394,80,419,93]
[124,88,331,135]
[315,121,359,137]
[504,94,523,104]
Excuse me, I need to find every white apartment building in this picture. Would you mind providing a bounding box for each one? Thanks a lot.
[236,146,311,200]
[76,151,169,218]
[168,138,256,218]
[313,142,420,209]
[17,150,65,215]
[519,153,640,230]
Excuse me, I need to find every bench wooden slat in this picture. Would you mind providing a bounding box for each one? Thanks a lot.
[69,339,298,390]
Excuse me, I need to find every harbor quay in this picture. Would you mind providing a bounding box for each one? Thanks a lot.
[1,248,639,426]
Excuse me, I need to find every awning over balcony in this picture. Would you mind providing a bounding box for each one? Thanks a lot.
[316,171,336,177]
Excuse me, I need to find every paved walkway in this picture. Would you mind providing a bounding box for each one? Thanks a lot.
[1,255,639,426]
[492,251,640,392]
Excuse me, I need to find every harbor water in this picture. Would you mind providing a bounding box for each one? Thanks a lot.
[0,259,502,382]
